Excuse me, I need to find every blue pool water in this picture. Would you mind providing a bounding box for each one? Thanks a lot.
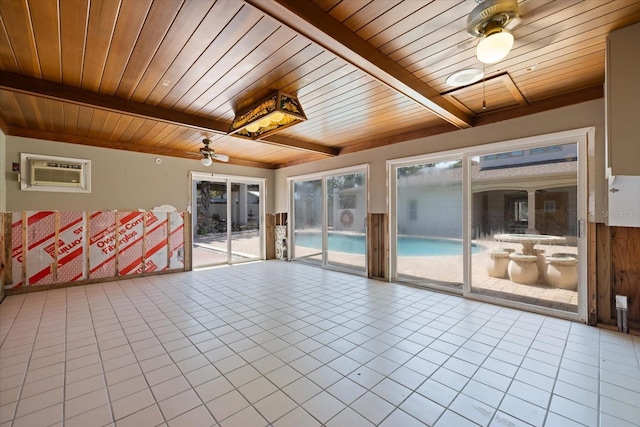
[294,232,479,256]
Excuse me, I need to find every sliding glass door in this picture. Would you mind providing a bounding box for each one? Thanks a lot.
[191,174,264,268]
[393,159,464,291]
[291,167,367,273]
[292,179,323,264]
[389,129,589,321]
[469,142,582,314]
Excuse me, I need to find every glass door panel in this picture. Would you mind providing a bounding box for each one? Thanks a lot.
[470,142,580,313]
[229,183,261,263]
[293,179,323,263]
[395,160,464,289]
[193,180,228,268]
[326,172,366,272]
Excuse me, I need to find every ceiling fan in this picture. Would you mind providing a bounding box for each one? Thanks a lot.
[188,138,229,166]
[467,0,520,64]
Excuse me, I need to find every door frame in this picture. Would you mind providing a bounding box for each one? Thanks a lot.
[190,172,266,267]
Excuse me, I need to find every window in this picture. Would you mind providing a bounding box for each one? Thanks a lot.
[544,200,556,213]
[339,195,356,209]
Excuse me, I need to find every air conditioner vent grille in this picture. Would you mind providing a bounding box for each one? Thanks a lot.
[30,160,84,188]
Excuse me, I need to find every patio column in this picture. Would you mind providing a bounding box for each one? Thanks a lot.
[526,190,537,233]
[239,184,248,224]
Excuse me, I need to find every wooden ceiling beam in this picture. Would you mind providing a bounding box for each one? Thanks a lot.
[8,127,278,169]
[246,0,473,129]
[0,70,337,157]
[0,71,230,133]
[263,134,340,156]
[473,84,604,127]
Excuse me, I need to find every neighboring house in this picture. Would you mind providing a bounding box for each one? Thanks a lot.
[398,144,578,241]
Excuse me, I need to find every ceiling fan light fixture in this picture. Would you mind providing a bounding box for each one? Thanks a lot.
[200,155,213,166]
[476,27,514,64]
[229,91,307,140]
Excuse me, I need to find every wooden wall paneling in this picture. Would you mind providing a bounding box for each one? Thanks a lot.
[20,212,27,288]
[142,211,148,273]
[53,211,60,282]
[596,223,612,324]
[60,0,89,87]
[587,222,598,325]
[611,226,640,326]
[1,213,11,297]
[265,214,275,260]
[0,214,4,301]
[184,212,192,271]
[166,213,171,270]
[368,213,388,280]
[85,211,91,281]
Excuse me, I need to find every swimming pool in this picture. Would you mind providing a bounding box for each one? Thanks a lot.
[294,232,479,256]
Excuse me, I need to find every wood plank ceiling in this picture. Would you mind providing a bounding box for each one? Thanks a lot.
[1,0,639,169]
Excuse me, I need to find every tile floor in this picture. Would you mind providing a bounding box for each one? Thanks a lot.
[1,261,639,427]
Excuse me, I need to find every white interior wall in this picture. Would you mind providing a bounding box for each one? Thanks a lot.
[4,136,275,213]
[0,129,6,212]
[275,99,606,223]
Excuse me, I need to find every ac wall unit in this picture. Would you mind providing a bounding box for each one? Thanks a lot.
[30,159,84,188]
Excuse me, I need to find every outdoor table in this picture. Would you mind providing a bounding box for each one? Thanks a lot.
[493,233,567,255]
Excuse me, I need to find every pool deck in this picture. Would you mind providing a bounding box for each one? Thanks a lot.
[193,233,578,314]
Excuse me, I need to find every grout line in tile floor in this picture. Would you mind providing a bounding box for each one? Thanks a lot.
[0,260,639,427]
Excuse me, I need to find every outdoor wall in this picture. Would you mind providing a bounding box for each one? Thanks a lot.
[274,99,606,223]
[4,136,275,213]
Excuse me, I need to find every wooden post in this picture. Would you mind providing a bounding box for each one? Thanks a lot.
[266,214,275,259]
[368,213,388,280]
[184,212,192,271]
[587,222,597,325]
[596,223,611,325]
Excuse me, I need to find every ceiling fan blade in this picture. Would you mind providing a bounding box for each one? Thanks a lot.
[212,153,229,162]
